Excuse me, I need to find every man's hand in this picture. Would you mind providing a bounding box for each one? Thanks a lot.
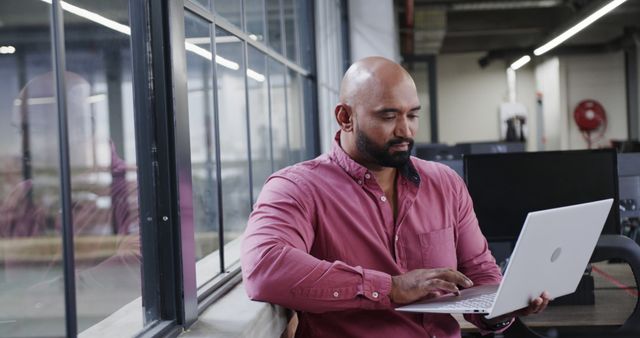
[481,291,552,326]
[390,268,474,304]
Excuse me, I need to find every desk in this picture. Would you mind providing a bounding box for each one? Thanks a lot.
[455,262,637,331]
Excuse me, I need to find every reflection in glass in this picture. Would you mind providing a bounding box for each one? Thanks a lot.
[269,59,289,170]
[245,0,266,43]
[287,68,305,164]
[247,47,270,203]
[266,0,283,54]
[184,13,221,267]
[214,0,242,29]
[283,0,299,62]
[192,0,210,11]
[0,1,65,336]
[215,27,251,268]
[62,0,142,332]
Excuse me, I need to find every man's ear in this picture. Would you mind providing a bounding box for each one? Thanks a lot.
[335,104,353,132]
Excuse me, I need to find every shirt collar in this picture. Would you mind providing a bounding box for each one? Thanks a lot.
[329,131,421,186]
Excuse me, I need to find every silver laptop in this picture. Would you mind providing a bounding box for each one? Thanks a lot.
[396,199,613,319]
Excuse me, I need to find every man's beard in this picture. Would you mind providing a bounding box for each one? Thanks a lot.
[355,129,414,168]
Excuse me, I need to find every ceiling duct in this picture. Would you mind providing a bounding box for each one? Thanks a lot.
[413,8,447,54]
[449,0,563,11]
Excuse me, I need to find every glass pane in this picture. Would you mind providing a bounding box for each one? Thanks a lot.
[0,1,65,337]
[266,0,283,54]
[283,0,299,62]
[214,0,242,29]
[286,69,305,164]
[245,0,266,43]
[247,47,270,203]
[62,0,142,332]
[192,0,211,10]
[184,13,221,282]
[215,27,250,269]
[269,59,289,170]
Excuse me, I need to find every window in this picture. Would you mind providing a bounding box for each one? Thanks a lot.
[0,0,320,336]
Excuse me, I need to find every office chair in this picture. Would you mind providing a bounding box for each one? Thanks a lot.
[504,235,640,338]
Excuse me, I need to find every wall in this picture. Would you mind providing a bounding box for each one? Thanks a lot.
[436,52,537,146]
[535,57,567,151]
[564,52,627,149]
[348,0,400,62]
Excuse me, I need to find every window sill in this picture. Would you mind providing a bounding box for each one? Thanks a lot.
[80,281,290,338]
[181,282,290,338]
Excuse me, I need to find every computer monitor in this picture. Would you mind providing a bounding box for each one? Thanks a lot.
[464,149,620,243]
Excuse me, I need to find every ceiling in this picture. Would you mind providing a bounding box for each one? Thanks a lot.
[397,0,640,64]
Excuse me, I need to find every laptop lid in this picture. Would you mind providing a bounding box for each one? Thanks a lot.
[487,198,613,318]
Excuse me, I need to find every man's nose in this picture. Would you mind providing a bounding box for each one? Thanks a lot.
[395,116,412,138]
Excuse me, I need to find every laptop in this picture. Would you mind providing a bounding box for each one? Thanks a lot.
[396,199,613,319]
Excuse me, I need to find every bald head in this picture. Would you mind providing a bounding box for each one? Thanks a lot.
[339,56,416,107]
[334,57,420,171]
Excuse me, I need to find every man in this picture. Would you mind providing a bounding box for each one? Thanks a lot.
[241,57,550,337]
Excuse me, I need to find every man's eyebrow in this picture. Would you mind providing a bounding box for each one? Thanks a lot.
[375,106,421,114]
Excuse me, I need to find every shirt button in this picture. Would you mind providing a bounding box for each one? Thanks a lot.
[372,291,379,298]
[357,180,363,185]
[333,291,339,298]
[395,235,399,241]
[380,196,387,202]
[365,173,371,179]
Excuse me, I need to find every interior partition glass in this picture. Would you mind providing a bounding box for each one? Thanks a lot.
[215,27,250,269]
[61,0,142,332]
[0,1,65,337]
[245,0,266,43]
[266,0,283,54]
[269,59,289,170]
[184,11,222,287]
[282,0,299,63]
[287,69,305,164]
[247,46,271,203]
[213,0,243,29]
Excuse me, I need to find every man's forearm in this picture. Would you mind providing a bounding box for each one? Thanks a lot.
[242,241,392,313]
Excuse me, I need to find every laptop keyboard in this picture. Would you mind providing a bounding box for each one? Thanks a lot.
[438,292,496,310]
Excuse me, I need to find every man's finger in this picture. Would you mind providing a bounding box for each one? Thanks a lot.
[428,269,474,288]
[421,279,460,295]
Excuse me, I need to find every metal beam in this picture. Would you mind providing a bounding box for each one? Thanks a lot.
[626,29,639,140]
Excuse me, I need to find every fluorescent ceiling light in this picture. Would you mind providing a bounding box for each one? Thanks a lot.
[41,1,264,85]
[41,0,130,35]
[247,69,265,82]
[534,0,627,56]
[510,55,531,70]
[0,46,16,54]
[185,37,211,45]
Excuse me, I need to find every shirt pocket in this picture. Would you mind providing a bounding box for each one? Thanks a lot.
[419,227,457,269]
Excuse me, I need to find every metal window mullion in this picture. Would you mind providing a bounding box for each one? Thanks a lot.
[166,0,199,327]
[128,0,162,325]
[209,22,226,273]
[50,1,78,337]
[266,58,275,173]
[242,0,255,207]
[299,0,319,158]
[339,0,351,71]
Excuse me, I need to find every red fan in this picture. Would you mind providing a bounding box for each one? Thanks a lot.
[573,99,607,149]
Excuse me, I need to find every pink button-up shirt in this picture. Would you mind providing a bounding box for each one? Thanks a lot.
[241,135,505,337]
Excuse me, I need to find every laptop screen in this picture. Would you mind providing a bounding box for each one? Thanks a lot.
[463,149,619,242]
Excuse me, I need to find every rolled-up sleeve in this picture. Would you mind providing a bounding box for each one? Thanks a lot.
[448,172,513,333]
[241,174,392,313]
